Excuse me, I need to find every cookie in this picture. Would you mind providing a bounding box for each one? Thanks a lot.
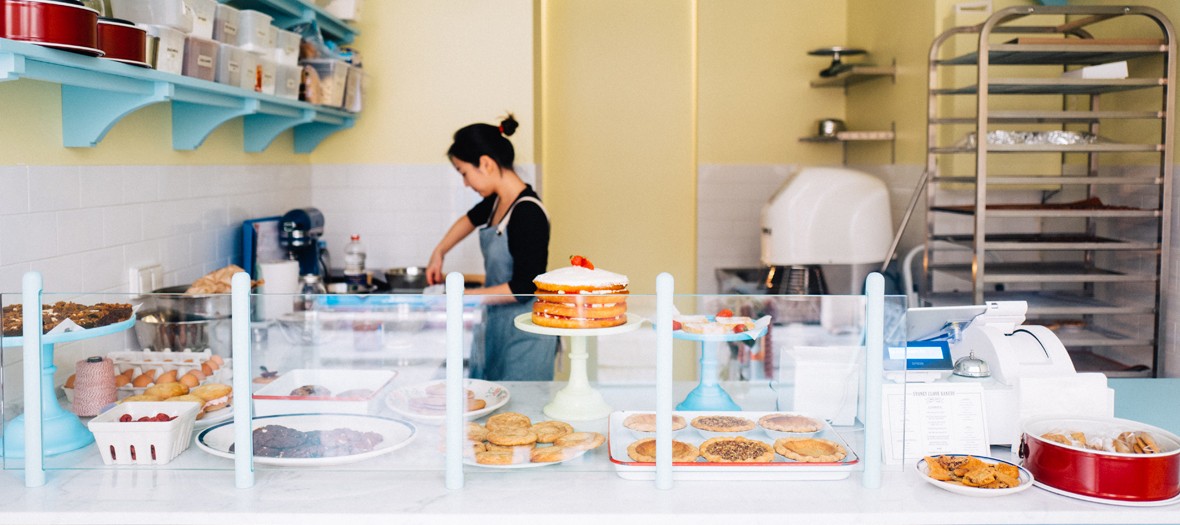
[699,436,774,463]
[530,446,575,463]
[486,427,538,447]
[531,421,574,443]
[466,422,488,442]
[553,431,605,451]
[485,442,536,452]
[486,412,532,431]
[623,413,687,432]
[626,438,699,462]
[691,415,755,432]
[474,449,517,465]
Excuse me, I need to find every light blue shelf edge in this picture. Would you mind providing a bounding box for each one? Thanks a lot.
[0,38,357,153]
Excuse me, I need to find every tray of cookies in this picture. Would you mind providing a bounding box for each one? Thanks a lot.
[464,411,606,468]
[608,410,859,480]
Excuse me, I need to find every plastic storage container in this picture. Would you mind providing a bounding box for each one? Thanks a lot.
[182,35,218,81]
[142,23,184,75]
[212,3,238,44]
[110,0,192,33]
[216,43,244,86]
[275,63,301,100]
[239,51,259,91]
[300,58,348,107]
[343,64,363,113]
[237,9,273,53]
[87,401,200,465]
[272,28,300,67]
[184,0,216,39]
[257,54,276,95]
[324,0,362,22]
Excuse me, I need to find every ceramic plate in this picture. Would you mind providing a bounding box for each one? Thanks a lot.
[196,413,416,466]
[916,455,1034,497]
[384,379,510,424]
[192,405,233,429]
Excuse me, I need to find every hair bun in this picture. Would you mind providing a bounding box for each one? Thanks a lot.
[499,114,519,137]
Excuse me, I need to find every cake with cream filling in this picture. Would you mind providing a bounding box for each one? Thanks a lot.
[532,256,628,329]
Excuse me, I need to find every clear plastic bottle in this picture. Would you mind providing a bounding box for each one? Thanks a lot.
[343,234,367,290]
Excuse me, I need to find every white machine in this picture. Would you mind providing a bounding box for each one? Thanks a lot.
[760,167,892,293]
[905,301,1080,445]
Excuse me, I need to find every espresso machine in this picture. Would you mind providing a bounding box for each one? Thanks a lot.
[279,208,326,277]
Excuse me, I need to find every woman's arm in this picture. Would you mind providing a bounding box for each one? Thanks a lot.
[426,215,476,285]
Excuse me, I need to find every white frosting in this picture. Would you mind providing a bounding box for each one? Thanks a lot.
[534,266,628,288]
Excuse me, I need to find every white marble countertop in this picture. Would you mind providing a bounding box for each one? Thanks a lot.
[1,381,1177,524]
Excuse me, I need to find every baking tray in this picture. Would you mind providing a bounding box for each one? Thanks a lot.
[608,410,859,481]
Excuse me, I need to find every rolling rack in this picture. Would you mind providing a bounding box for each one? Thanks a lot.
[921,5,1175,376]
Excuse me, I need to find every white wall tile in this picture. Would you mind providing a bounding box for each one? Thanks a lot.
[0,263,30,294]
[120,165,161,204]
[1,212,58,265]
[103,205,143,245]
[77,166,124,208]
[27,165,79,212]
[37,254,86,293]
[81,247,124,292]
[56,208,105,254]
[0,165,29,216]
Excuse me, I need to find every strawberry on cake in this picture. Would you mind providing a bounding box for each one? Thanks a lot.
[532,256,628,329]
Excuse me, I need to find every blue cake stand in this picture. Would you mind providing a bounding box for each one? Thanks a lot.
[1,317,135,458]
[674,321,767,412]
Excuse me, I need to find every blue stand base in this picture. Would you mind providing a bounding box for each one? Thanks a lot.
[1,411,95,458]
[676,384,742,411]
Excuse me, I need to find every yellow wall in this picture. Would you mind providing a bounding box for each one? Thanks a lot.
[311,0,537,164]
[540,0,696,295]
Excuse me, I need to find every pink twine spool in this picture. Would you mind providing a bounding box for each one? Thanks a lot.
[73,356,116,417]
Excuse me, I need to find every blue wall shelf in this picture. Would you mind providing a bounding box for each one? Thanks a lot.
[225,0,359,44]
[0,37,356,153]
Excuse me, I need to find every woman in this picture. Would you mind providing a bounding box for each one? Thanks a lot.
[426,115,558,381]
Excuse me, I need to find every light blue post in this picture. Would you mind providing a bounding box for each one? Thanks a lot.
[862,272,884,489]
[655,273,674,489]
[21,272,45,488]
[231,272,254,488]
[445,272,465,490]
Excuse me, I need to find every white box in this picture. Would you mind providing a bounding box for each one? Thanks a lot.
[142,24,185,75]
[87,402,200,465]
[182,35,218,81]
[275,63,301,100]
[111,0,193,33]
[272,28,301,67]
[237,9,274,53]
[184,0,217,39]
[212,3,239,44]
[1062,60,1129,79]
[252,368,397,416]
[324,0,363,22]
[216,43,244,86]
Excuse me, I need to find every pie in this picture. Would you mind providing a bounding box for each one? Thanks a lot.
[623,413,687,432]
[626,438,700,462]
[774,438,847,463]
[758,413,822,433]
[699,436,775,463]
[690,415,755,433]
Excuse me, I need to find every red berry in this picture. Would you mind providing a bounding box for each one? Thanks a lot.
[155,413,170,422]
[717,309,734,318]
[672,320,682,331]
[169,415,177,421]
[119,414,132,422]
[137,416,151,422]
[733,324,748,333]
[570,255,595,270]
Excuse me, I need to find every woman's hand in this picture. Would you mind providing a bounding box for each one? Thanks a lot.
[426,250,445,285]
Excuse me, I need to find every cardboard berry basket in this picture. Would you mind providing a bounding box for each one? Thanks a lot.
[87,402,200,465]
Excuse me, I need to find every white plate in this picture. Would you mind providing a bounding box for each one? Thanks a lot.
[915,455,1034,497]
[195,413,416,466]
[384,379,510,424]
[463,445,589,469]
[1034,481,1180,507]
[192,405,233,429]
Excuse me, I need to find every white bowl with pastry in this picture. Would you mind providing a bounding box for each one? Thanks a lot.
[252,368,398,416]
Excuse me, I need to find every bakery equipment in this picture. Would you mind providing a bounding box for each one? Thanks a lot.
[808,46,866,77]
[760,167,892,294]
[279,208,325,277]
[906,301,1080,445]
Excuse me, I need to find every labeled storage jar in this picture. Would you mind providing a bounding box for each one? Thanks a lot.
[236,9,273,53]
[239,51,259,91]
[257,55,276,94]
[300,58,349,107]
[275,63,301,100]
[183,0,216,39]
[182,35,218,81]
[142,23,184,74]
[110,0,192,33]
[216,42,244,86]
[212,3,238,44]
[272,28,300,67]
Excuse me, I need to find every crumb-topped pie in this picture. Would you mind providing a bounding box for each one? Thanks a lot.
[623,413,687,432]
[774,437,847,463]
[626,438,700,463]
[699,436,775,463]
[691,415,755,433]
[758,413,822,433]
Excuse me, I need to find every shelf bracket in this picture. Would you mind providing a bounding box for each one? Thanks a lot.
[60,81,172,148]
[172,91,261,150]
[293,113,355,153]
[0,53,25,83]
[242,103,316,152]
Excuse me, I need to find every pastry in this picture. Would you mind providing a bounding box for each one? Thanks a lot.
[486,427,538,447]
[553,431,605,451]
[530,446,575,463]
[485,442,535,452]
[144,382,188,399]
[289,384,331,397]
[531,256,629,329]
[758,413,822,433]
[530,421,574,443]
[622,413,686,432]
[678,312,756,335]
[474,449,518,465]
[466,422,489,442]
[924,455,1021,489]
[626,438,699,462]
[699,436,774,463]
[164,394,208,418]
[190,383,233,412]
[774,438,847,463]
[691,415,755,433]
[485,411,531,431]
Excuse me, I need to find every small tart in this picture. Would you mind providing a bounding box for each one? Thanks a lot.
[758,413,822,433]
[690,415,755,432]
[485,411,532,431]
[774,438,847,463]
[626,438,700,463]
[530,420,574,443]
[699,436,775,463]
[623,413,687,432]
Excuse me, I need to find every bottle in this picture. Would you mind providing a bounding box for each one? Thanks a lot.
[343,234,367,291]
[294,274,326,312]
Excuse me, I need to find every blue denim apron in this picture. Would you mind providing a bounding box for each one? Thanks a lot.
[469,196,557,381]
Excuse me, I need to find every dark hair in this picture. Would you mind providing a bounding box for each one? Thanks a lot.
[447,114,519,169]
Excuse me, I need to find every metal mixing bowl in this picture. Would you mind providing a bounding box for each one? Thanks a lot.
[135,309,228,352]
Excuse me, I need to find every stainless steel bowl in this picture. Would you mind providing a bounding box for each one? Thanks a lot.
[135,309,228,352]
[146,285,232,318]
[385,267,428,292]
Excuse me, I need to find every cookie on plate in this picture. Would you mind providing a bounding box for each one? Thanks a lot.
[486,427,538,447]
[531,421,574,443]
[485,411,532,431]
[699,436,774,463]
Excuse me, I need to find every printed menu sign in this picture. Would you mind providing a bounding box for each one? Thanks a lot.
[882,382,989,465]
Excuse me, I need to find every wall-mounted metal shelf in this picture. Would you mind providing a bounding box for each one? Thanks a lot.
[809,64,895,88]
[0,37,355,153]
[226,0,359,44]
